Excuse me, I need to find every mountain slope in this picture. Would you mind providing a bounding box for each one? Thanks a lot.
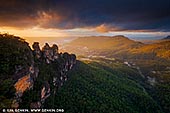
[63,35,170,60]
[63,35,143,57]
[68,35,143,49]
[130,40,170,59]
[63,35,170,113]
[45,60,162,113]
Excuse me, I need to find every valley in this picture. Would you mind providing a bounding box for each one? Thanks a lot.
[0,0,169,113]
[62,35,170,113]
[45,59,161,113]
[1,34,170,113]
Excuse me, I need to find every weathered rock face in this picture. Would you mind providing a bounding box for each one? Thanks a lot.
[30,42,76,108]
[42,43,52,63]
[12,63,39,108]
[0,34,76,109]
[41,82,50,103]
[33,43,60,64]
[14,65,39,92]
[32,42,41,59]
[52,44,59,59]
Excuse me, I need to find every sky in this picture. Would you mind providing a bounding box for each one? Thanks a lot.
[0,0,170,44]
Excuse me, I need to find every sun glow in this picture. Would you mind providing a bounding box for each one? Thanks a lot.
[0,26,68,37]
[1,26,169,46]
[0,26,71,46]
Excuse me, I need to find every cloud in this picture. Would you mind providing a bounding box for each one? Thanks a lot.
[95,24,122,33]
[0,0,170,32]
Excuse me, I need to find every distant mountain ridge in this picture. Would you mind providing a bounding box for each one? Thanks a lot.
[63,35,170,60]
[67,35,143,49]
[63,35,144,57]
[162,35,170,40]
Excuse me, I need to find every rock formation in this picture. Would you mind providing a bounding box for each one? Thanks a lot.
[36,43,60,64]
[0,34,76,109]
[25,42,76,108]
[32,42,41,59]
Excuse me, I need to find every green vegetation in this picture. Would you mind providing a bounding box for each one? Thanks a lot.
[87,57,144,82]
[64,35,170,113]
[0,33,33,108]
[1,34,169,113]
[0,34,33,77]
[45,60,161,113]
[154,84,170,113]
[90,58,170,113]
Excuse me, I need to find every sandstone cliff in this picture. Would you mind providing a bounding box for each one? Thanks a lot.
[0,34,76,109]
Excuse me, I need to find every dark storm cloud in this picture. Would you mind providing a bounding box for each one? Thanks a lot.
[0,0,170,31]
